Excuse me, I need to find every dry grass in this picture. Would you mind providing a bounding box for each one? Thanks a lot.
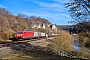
[1,49,80,60]
[50,30,74,52]
[0,36,2,40]
[1,50,64,60]
[72,50,90,58]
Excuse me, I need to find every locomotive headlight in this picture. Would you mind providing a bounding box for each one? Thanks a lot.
[20,34,22,36]
[17,34,18,36]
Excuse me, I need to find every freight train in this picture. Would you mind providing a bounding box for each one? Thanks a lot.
[16,30,55,40]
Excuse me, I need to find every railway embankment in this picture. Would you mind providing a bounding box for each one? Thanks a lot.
[0,37,53,59]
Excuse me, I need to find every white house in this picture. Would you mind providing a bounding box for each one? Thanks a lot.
[42,24,46,29]
[51,24,57,32]
[31,23,46,29]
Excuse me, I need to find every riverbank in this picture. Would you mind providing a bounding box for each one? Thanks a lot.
[73,34,90,59]
[49,31,90,59]
[1,45,83,60]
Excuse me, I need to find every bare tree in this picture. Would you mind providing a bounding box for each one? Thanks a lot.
[65,0,90,23]
[0,7,10,14]
[65,0,90,32]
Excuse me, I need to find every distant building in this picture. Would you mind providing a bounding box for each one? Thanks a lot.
[31,23,57,32]
[37,23,41,28]
[51,24,57,32]
[42,24,45,29]
[31,23,46,29]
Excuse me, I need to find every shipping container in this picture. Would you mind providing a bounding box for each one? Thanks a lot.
[38,32,41,37]
[34,32,38,37]
[41,32,45,37]
[52,33,55,36]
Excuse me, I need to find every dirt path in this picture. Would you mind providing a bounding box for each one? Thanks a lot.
[28,37,54,47]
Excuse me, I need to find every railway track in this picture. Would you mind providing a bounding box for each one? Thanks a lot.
[0,37,52,48]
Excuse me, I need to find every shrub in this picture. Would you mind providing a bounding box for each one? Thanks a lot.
[50,30,74,51]
[79,32,90,48]
[1,29,16,40]
[12,33,16,38]
[79,32,89,42]
[85,40,90,48]
[1,32,9,40]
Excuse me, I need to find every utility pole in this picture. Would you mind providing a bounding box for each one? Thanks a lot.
[26,22,27,30]
[26,19,28,30]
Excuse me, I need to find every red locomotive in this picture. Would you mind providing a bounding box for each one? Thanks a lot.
[16,30,34,39]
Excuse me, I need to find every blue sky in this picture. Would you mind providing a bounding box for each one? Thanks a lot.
[0,0,73,25]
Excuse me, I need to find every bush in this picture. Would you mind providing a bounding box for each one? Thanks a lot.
[79,32,90,48]
[1,29,16,40]
[12,33,16,38]
[79,32,89,42]
[1,32,9,40]
[50,30,74,51]
[85,41,90,48]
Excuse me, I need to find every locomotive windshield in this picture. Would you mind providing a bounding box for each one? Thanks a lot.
[17,32,23,34]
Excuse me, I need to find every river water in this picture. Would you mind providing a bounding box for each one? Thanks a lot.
[74,39,81,50]
[74,37,81,50]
